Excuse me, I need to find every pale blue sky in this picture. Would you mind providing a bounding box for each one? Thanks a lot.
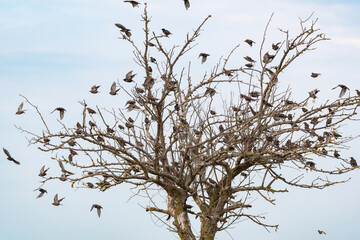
[1,0,360,239]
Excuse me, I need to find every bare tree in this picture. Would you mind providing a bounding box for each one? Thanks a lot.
[16,4,360,240]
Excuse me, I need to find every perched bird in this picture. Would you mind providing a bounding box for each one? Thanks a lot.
[240,94,255,102]
[126,103,140,111]
[244,56,256,63]
[149,57,156,63]
[306,161,315,168]
[38,165,49,177]
[263,52,275,64]
[204,87,216,97]
[90,85,100,94]
[51,107,66,120]
[311,72,321,78]
[350,157,358,167]
[3,148,20,165]
[334,150,340,158]
[318,230,326,235]
[356,89,360,97]
[135,87,145,94]
[91,204,103,218]
[161,28,172,37]
[52,194,65,206]
[332,84,349,98]
[143,76,155,89]
[245,63,254,68]
[244,39,255,47]
[308,89,320,99]
[199,53,210,64]
[272,42,281,50]
[124,70,136,82]
[210,110,216,115]
[124,0,140,7]
[109,82,120,95]
[36,188,48,199]
[15,102,26,115]
[183,0,190,10]
[114,23,131,37]
[219,124,225,133]
[249,91,261,98]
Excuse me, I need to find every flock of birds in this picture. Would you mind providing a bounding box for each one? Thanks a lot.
[3,0,359,231]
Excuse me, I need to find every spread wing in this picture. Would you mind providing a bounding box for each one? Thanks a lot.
[17,102,24,112]
[3,148,12,158]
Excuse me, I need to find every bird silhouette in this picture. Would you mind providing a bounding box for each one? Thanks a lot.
[124,70,136,82]
[3,148,20,165]
[199,53,210,64]
[244,56,256,63]
[143,76,155,89]
[36,188,48,199]
[51,107,66,120]
[332,84,349,98]
[38,165,49,177]
[110,82,120,95]
[311,72,321,78]
[15,102,26,115]
[161,28,172,37]
[318,230,326,235]
[204,87,216,97]
[114,23,132,37]
[90,85,100,94]
[244,39,255,47]
[91,204,103,217]
[87,108,96,114]
[183,0,190,10]
[308,89,320,99]
[272,42,281,50]
[124,0,140,7]
[350,157,357,167]
[52,194,65,206]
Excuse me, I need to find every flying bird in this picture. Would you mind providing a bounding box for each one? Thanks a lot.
[272,42,281,50]
[263,52,275,64]
[91,204,103,218]
[244,39,255,46]
[15,102,26,115]
[332,84,349,98]
[308,89,320,99]
[36,188,48,199]
[124,70,136,82]
[161,28,172,37]
[109,82,120,95]
[114,23,132,37]
[52,194,65,206]
[311,72,321,78]
[183,0,190,10]
[350,157,358,167]
[39,165,49,177]
[318,230,326,235]
[51,107,66,120]
[204,87,216,97]
[3,148,20,165]
[199,53,210,64]
[90,85,100,94]
[124,1,140,7]
[244,56,256,63]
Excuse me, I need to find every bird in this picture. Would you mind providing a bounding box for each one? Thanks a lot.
[124,70,136,82]
[332,84,349,98]
[87,107,96,114]
[15,102,26,115]
[109,82,120,95]
[210,110,216,115]
[272,42,281,50]
[249,91,261,98]
[244,39,255,46]
[311,72,321,78]
[161,28,172,37]
[51,107,66,120]
[114,23,132,37]
[356,89,360,97]
[318,230,326,235]
[3,148,20,165]
[183,0,190,10]
[126,103,140,111]
[308,89,320,99]
[244,56,256,63]
[245,63,254,68]
[38,165,49,177]
[204,87,216,97]
[306,161,315,168]
[263,52,275,64]
[36,188,48,199]
[52,194,65,206]
[90,85,100,94]
[350,157,357,167]
[199,53,210,64]
[91,204,103,217]
[124,0,140,7]
[143,76,155,89]
[334,150,340,158]
[149,57,156,63]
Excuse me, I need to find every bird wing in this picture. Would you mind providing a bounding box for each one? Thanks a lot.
[3,148,12,158]
[110,82,116,92]
[90,204,95,212]
[339,87,347,98]
[97,207,101,217]
[184,0,190,10]
[17,102,24,111]
[12,159,20,165]
[54,194,58,202]
[59,110,64,120]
